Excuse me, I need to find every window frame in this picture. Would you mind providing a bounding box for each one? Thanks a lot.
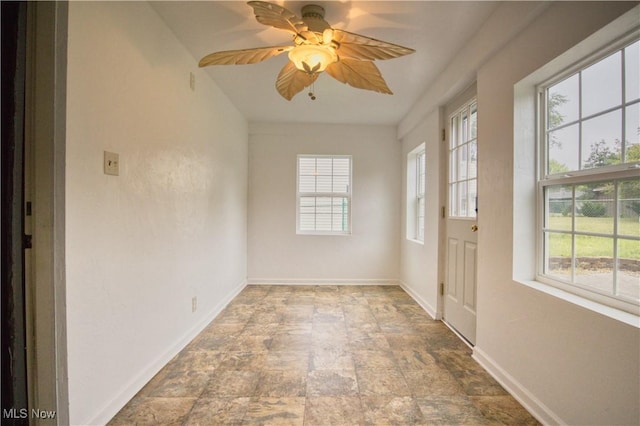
[296,154,352,236]
[406,143,426,243]
[448,99,478,219]
[536,35,640,315]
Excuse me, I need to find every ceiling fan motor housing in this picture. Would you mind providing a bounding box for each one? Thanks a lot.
[301,4,330,33]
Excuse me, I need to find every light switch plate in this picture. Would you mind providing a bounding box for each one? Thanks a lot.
[104,151,119,176]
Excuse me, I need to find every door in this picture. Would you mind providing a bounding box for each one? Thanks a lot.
[444,98,478,345]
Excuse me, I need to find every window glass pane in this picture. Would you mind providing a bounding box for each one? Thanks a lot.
[470,104,478,139]
[333,158,350,175]
[545,232,572,281]
[332,197,349,231]
[469,141,477,180]
[581,110,622,169]
[315,176,331,192]
[331,214,344,232]
[458,145,468,180]
[548,123,579,173]
[619,179,640,237]
[316,214,331,231]
[546,185,573,230]
[547,74,579,128]
[617,238,640,301]
[461,110,468,143]
[449,149,457,182]
[299,175,315,192]
[449,183,457,217]
[300,213,315,230]
[316,197,331,214]
[333,175,349,193]
[316,158,332,175]
[582,51,622,117]
[417,175,425,197]
[417,151,426,196]
[576,182,614,234]
[299,157,316,175]
[450,116,459,149]
[332,197,348,215]
[458,180,468,217]
[625,40,640,102]
[625,103,640,160]
[574,235,614,294]
[468,179,477,217]
[299,196,316,214]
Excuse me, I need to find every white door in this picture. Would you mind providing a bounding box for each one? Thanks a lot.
[444,99,478,345]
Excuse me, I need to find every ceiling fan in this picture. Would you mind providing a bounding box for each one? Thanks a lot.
[198,1,415,100]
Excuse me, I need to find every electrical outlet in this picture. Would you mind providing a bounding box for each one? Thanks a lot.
[104,151,119,176]
[192,296,197,313]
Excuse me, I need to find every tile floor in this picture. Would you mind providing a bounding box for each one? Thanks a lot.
[109,285,539,425]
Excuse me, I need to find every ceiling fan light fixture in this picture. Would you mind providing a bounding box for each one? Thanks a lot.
[288,44,337,74]
[199,1,415,99]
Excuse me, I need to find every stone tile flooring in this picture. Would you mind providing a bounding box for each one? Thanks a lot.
[109,285,539,425]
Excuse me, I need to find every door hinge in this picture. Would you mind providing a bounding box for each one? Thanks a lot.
[25,201,32,216]
[441,206,445,218]
[24,234,33,249]
[440,282,444,296]
[442,128,446,141]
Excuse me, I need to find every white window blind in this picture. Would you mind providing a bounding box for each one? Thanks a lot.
[297,155,352,234]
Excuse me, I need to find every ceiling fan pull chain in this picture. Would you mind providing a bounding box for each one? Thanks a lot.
[308,81,317,101]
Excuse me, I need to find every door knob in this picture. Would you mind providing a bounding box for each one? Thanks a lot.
[471,225,478,232]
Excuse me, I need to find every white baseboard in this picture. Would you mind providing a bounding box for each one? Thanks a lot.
[398,281,439,319]
[473,346,564,426]
[246,278,400,286]
[90,280,247,426]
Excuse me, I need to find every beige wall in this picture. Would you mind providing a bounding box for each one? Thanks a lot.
[65,2,248,424]
[400,2,639,425]
[475,3,639,425]
[248,123,401,283]
[399,111,441,316]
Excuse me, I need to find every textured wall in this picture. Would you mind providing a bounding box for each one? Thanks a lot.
[65,2,248,423]
[248,122,400,283]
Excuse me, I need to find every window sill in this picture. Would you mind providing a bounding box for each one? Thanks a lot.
[406,238,424,246]
[514,278,640,328]
[296,231,351,236]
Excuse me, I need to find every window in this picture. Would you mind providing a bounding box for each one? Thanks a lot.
[407,144,426,242]
[297,155,351,234]
[538,38,640,314]
[449,100,478,218]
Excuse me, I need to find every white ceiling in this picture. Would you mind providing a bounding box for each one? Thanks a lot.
[151,1,500,125]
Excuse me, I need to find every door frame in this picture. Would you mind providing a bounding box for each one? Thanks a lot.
[2,2,29,420]
[24,2,70,424]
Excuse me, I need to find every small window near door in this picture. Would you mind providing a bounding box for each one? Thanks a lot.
[449,100,478,218]
[297,155,352,235]
[407,144,426,242]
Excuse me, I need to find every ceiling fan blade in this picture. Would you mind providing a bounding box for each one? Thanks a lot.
[325,59,393,94]
[199,46,292,67]
[248,1,308,36]
[331,29,415,61]
[276,61,319,100]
